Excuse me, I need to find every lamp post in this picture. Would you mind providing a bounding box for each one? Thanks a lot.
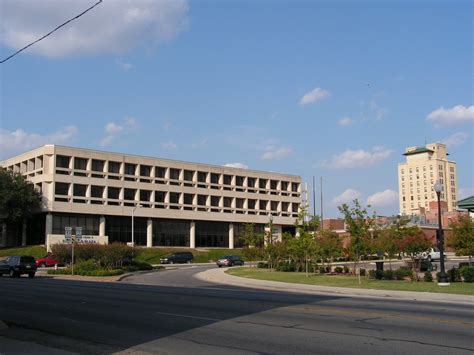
[434,181,449,285]
[131,204,143,247]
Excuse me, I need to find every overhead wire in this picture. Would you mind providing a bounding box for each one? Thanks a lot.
[1,0,103,64]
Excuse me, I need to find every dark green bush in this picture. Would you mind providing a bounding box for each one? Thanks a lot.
[359,268,366,276]
[383,270,394,280]
[423,271,433,282]
[257,262,269,269]
[318,266,326,274]
[448,267,461,282]
[368,269,376,279]
[343,266,350,274]
[460,266,474,282]
[374,270,384,280]
[275,262,296,272]
[394,268,412,280]
[334,266,343,273]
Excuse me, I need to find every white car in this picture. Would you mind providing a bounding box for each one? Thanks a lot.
[421,248,445,261]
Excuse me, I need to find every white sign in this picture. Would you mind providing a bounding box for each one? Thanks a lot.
[65,227,72,244]
[75,227,83,242]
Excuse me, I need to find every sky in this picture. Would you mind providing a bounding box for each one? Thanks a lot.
[0,0,473,218]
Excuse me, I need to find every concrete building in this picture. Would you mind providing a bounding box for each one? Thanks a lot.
[398,143,457,216]
[0,145,302,249]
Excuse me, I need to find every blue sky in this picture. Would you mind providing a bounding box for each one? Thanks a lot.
[1,0,473,218]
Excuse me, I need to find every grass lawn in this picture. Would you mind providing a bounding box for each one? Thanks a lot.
[0,245,47,258]
[226,267,474,296]
[135,247,244,264]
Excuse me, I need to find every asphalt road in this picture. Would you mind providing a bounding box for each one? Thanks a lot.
[0,266,473,354]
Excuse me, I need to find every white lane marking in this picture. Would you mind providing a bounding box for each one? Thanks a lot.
[155,311,222,322]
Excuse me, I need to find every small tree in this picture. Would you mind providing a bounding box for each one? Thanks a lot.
[373,227,401,270]
[318,229,342,270]
[448,216,474,264]
[396,227,432,279]
[338,199,375,284]
[241,223,264,265]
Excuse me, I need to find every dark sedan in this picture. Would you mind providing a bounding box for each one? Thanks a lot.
[0,256,37,278]
[216,255,245,267]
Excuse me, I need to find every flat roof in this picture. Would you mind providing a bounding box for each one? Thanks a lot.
[2,144,301,179]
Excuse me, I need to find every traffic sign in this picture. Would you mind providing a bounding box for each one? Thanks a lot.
[75,227,83,242]
[65,226,72,244]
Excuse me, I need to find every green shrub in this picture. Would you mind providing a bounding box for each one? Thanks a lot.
[319,266,326,274]
[394,268,412,280]
[343,266,350,274]
[257,262,268,268]
[368,270,376,279]
[276,262,296,272]
[334,266,343,273]
[424,271,433,282]
[448,267,461,283]
[359,268,366,276]
[383,270,394,280]
[460,266,474,282]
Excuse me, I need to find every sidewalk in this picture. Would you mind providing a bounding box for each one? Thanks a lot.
[195,267,474,305]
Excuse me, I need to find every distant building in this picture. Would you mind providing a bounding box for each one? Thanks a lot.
[398,143,457,216]
[0,145,301,248]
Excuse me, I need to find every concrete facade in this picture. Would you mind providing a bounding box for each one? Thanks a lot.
[398,143,457,216]
[0,145,302,248]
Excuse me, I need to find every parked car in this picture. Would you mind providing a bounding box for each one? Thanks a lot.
[421,248,446,261]
[0,256,37,278]
[216,255,245,267]
[160,252,194,264]
[36,255,62,268]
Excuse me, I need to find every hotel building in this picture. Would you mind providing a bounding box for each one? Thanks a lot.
[0,145,302,248]
[398,143,457,216]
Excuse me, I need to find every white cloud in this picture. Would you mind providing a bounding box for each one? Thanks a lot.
[115,58,133,71]
[0,126,77,159]
[441,132,470,147]
[100,117,136,146]
[332,189,361,206]
[300,87,330,106]
[1,0,189,58]
[319,146,393,169]
[161,141,177,150]
[367,189,398,207]
[369,100,387,120]
[261,146,292,160]
[458,188,474,200]
[191,138,208,149]
[223,162,249,169]
[338,117,354,126]
[426,105,474,126]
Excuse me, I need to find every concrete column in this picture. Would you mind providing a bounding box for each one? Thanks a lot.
[45,213,53,244]
[99,216,106,237]
[21,219,27,246]
[0,223,7,247]
[147,219,153,248]
[229,223,234,249]
[190,221,196,248]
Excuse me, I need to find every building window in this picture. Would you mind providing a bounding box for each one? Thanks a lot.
[91,159,104,172]
[108,187,120,200]
[248,177,256,189]
[169,168,180,181]
[73,184,87,197]
[74,157,87,170]
[155,191,165,203]
[140,165,151,177]
[259,179,267,189]
[140,190,151,202]
[124,188,136,200]
[197,194,207,206]
[155,167,166,178]
[211,196,220,207]
[55,182,69,195]
[124,163,136,176]
[91,185,104,198]
[169,192,180,204]
[247,199,256,209]
[56,155,70,168]
[184,193,194,205]
[108,161,120,174]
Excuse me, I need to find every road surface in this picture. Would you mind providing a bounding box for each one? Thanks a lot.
[0,265,472,354]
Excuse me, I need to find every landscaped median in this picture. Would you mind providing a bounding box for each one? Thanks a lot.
[226,267,474,296]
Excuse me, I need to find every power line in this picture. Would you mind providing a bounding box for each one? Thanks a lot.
[1,0,103,64]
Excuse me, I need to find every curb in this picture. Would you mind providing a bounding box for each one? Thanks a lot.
[117,268,164,282]
[195,268,474,305]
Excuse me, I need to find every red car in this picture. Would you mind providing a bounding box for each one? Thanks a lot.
[35,256,62,268]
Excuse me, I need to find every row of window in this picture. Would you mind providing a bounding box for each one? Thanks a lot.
[55,155,299,192]
[401,164,455,175]
[54,183,299,215]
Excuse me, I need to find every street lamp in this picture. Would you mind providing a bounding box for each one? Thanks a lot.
[131,204,143,247]
[434,181,449,286]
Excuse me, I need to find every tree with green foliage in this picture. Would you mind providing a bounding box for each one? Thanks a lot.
[0,168,41,245]
[396,226,431,278]
[448,216,474,262]
[338,199,375,283]
[318,229,342,270]
[372,217,411,270]
[241,223,264,265]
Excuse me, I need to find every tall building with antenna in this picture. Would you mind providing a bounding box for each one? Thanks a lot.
[398,143,457,215]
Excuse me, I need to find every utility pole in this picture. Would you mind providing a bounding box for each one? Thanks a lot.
[320,177,324,231]
[312,176,317,235]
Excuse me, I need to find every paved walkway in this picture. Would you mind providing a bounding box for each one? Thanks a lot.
[195,267,474,305]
